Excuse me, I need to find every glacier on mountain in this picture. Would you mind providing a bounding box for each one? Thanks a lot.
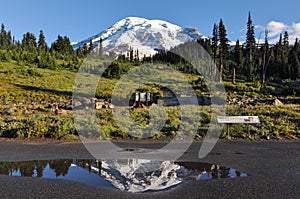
[73,17,203,57]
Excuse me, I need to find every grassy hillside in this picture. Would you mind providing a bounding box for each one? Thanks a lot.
[0,61,299,140]
[0,61,75,102]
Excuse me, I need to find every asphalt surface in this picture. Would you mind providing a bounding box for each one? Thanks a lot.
[0,139,299,199]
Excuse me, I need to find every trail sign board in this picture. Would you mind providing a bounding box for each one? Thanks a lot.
[217,116,260,138]
[217,116,260,124]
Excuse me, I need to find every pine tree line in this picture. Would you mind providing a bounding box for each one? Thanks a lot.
[211,12,300,83]
[0,12,299,82]
[0,23,82,70]
[192,12,299,83]
[141,12,299,83]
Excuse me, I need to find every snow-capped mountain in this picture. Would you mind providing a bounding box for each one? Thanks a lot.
[73,17,204,57]
[75,159,225,193]
[98,159,184,193]
[77,159,199,193]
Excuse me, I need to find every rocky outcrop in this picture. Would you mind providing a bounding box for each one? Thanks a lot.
[226,97,286,106]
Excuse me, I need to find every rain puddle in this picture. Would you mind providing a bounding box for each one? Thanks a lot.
[0,159,247,193]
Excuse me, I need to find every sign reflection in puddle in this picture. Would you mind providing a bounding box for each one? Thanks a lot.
[0,159,248,193]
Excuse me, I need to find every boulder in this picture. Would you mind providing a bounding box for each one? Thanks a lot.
[1,108,14,115]
[108,104,115,109]
[95,101,106,110]
[273,99,283,106]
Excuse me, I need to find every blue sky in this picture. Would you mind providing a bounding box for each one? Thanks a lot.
[0,0,299,44]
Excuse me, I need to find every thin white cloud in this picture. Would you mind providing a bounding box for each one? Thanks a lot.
[291,23,300,33]
[255,25,265,31]
[290,23,300,42]
[253,21,300,44]
[266,21,288,38]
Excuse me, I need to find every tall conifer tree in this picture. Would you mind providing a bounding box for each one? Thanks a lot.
[245,12,256,81]
[261,29,270,86]
[289,38,300,79]
[38,30,48,53]
[212,23,218,78]
[233,40,242,84]
[282,31,289,78]
[218,19,229,81]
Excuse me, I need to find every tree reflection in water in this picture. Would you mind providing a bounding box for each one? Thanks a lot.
[0,159,104,178]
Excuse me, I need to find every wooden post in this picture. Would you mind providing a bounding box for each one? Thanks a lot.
[247,125,251,138]
[227,124,230,139]
[232,66,236,84]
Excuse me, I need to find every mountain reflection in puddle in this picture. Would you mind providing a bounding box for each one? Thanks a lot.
[0,159,247,193]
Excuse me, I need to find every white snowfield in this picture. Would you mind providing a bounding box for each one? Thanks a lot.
[73,17,203,57]
[87,159,192,193]
[73,158,240,193]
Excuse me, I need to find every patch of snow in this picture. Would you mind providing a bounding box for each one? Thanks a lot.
[73,17,204,57]
[86,159,185,193]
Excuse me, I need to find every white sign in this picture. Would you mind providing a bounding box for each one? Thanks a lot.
[147,92,151,101]
[140,93,146,102]
[217,116,260,124]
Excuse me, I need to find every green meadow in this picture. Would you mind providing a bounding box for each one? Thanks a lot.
[0,60,299,140]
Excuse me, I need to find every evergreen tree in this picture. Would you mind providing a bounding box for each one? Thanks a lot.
[99,37,103,56]
[289,38,300,80]
[0,23,12,49]
[38,52,57,69]
[261,29,270,86]
[63,36,74,55]
[218,19,229,81]
[38,30,48,53]
[282,31,289,78]
[135,49,139,61]
[233,40,242,84]
[0,23,6,48]
[129,47,134,62]
[197,38,212,56]
[89,39,93,52]
[50,35,74,56]
[245,12,256,81]
[50,35,63,54]
[83,43,89,55]
[21,32,37,52]
[6,31,13,49]
[273,34,283,77]
[212,23,218,78]
[76,46,84,57]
